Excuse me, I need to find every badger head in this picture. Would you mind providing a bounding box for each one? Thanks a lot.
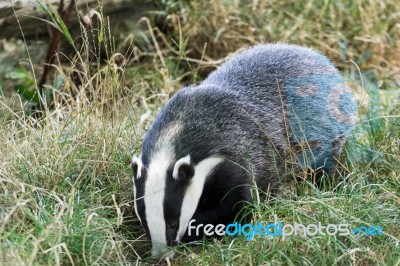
[131,152,223,259]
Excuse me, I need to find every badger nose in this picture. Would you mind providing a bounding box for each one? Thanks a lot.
[168,240,179,247]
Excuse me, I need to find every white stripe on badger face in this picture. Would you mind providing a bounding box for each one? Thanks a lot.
[176,157,224,241]
[144,122,183,258]
[132,155,143,224]
[144,148,173,258]
[156,122,183,147]
[133,183,142,225]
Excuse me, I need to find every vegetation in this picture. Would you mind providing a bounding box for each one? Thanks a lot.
[0,0,399,265]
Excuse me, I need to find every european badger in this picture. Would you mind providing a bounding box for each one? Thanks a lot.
[131,44,356,258]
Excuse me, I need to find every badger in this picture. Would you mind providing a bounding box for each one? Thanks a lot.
[131,43,356,259]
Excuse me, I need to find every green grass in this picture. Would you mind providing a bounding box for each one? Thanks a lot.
[0,0,399,265]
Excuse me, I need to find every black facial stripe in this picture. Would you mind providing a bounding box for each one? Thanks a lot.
[163,167,191,244]
[135,171,149,235]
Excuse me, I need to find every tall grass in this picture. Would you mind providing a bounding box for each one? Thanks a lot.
[0,0,399,265]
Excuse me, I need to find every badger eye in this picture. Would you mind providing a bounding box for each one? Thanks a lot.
[170,223,177,229]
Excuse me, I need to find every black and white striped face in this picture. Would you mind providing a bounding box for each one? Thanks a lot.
[131,152,223,259]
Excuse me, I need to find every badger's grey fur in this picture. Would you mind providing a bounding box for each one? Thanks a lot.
[132,43,356,259]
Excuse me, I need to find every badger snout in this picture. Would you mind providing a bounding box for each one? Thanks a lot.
[151,243,174,260]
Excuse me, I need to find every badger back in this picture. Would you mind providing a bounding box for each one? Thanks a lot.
[203,43,357,169]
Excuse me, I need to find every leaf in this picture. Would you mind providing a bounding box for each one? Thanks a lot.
[35,0,49,13]
[356,49,373,65]
[5,68,31,80]
[14,85,40,103]
[54,11,75,49]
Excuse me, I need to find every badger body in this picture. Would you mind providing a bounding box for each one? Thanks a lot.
[132,44,356,258]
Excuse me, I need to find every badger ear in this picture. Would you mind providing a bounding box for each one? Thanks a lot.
[131,155,143,180]
[173,155,194,181]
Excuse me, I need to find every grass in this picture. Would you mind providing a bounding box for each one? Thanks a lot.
[0,0,399,265]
